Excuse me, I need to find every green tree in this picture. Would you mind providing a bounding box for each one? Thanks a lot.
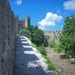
[27,16,30,26]
[44,36,48,47]
[27,25,36,33]
[27,25,46,46]
[59,15,75,58]
[32,29,44,46]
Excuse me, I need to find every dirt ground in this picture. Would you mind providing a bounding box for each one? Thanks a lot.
[46,47,75,75]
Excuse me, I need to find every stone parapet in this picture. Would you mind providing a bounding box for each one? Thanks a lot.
[44,30,62,33]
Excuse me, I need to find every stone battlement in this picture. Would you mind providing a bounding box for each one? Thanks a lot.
[44,30,62,34]
[15,16,31,32]
[19,18,26,21]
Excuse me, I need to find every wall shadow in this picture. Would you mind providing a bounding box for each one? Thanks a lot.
[15,36,47,75]
[22,43,30,46]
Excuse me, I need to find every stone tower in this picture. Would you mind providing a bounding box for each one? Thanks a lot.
[27,16,30,26]
[18,16,31,31]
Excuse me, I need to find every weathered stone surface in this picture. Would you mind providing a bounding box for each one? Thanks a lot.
[0,0,16,75]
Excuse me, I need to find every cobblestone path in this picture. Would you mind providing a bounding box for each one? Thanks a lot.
[14,36,56,75]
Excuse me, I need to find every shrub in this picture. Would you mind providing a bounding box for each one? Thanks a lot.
[48,63,54,70]
[46,58,56,70]
[49,42,56,48]
[54,43,62,53]
[44,36,48,47]
[19,29,31,38]
[31,43,37,48]
[38,45,47,56]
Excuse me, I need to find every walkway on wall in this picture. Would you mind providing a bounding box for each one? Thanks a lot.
[14,36,56,75]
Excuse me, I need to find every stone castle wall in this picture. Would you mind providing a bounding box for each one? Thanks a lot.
[18,18,26,31]
[18,16,30,31]
[0,0,16,75]
[44,30,62,43]
[44,30,62,34]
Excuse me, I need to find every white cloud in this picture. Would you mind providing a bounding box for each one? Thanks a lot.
[38,26,45,30]
[63,0,75,11]
[15,0,22,5]
[38,12,62,27]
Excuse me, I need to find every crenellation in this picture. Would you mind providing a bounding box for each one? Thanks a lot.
[44,30,62,45]
[44,30,62,34]
[18,16,30,31]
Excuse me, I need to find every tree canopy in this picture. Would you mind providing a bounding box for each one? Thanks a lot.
[19,25,48,47]
[59,15,75,58]
[27,25,45,46]
[19,27,31,38]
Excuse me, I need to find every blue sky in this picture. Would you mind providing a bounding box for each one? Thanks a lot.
[8,0,75,31]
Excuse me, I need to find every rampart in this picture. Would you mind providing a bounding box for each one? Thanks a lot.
[0,0,16,75]
[44,30,62,43]
[44,30,62,34]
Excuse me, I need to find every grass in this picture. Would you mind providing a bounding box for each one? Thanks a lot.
[38,46,61,75]
[38,45,47,56]
[31,43,37,48]
[49,42,56,48]
[28,38,61,75]
[42,55,61,75]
